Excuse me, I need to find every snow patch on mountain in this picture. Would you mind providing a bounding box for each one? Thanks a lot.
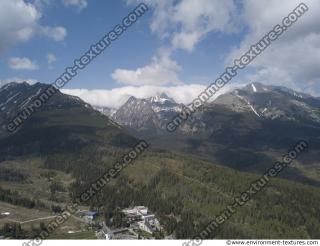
[251,83,257,93]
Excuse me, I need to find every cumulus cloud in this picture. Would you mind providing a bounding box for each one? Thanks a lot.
[0,0,67,52]
[129,0,237,52]
[47,53,57,69]
[112,51,183,86]
[33,0,52,10]
[121,0,320,94]
[0,0,40,52]
[8,57,39,70]
[62,0,88,11]
[170,0,237,51]
[41,26,67,41]
[226,0,320,92]
[47,53,56,64]
[115,0,237,86]
[62,83,235,109]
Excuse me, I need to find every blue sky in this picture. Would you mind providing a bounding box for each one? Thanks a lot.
[1,0,320,108]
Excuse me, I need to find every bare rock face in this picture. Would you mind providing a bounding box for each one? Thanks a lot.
[111,82,320,137]
[0,81,90,131]
[214,82,320,122]
[112,93,183,133]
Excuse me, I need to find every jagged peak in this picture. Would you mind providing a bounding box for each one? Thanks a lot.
[159,92,170,99]
[150,92,175,104]
[126,96,137,103]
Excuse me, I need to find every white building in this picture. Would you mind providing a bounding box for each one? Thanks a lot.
[123,206,148,216]
[103,231,113,240]
[78,211,97,224]
[122,206,160,234]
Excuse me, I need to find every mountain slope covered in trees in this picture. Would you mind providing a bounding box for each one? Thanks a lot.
[0,82,320,239]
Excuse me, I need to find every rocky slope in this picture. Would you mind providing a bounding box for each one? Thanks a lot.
[112,93,182,134]
[214,82,320,123]
[110,82,320,138]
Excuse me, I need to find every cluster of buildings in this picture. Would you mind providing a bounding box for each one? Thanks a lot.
[76,206,161,239]
[122,206,161,234]
[77,210,98,224]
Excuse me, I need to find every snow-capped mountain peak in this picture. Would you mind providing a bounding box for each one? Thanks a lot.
[150,93,175,104]
[112,93,182,132]
[215,82,320,122]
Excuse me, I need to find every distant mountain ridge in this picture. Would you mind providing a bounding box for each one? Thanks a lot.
[1,81,320,239]
[105,82,320,136]
[0,82,91,133]
[102,82,320,187]
[112,93,183,134]
[215,82,320,122]
[2,82,320,137]
[0,81,135,157]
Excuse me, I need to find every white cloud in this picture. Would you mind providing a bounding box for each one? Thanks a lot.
[41,26,67,41]
[116,0,237,86]
[8,57,39,70]
[0,0,68,52]
[62,0,88,11]
[0,77,38,88]
[170,0,237,51]
[0,0,40,52]
[226,0,320,92]
[112,51,183,86]
[47,53,56,64]
[171,32,202,52]
[47,53,57,69]
[123,0,320,94]
[128,0,237,52]
[62,83,234,109]
[33,0,51,10]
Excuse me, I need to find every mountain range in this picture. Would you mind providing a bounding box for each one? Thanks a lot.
[1,81,320,239]
[112,93,182,135]
[101,82,320,185]
[103,82,320,135]
[1,81,320,175]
